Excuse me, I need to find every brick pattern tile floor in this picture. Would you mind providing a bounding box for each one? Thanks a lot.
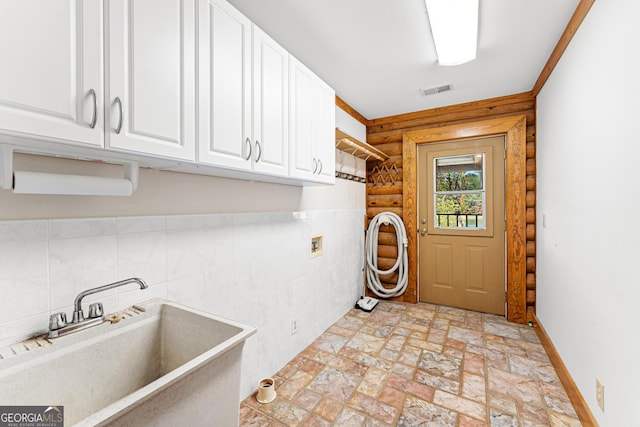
[240,301,582,426]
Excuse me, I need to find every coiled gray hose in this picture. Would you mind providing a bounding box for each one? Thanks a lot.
[366,212,408,298]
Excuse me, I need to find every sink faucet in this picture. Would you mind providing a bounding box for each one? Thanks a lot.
[72,277,147,322]
[48,277,148,338]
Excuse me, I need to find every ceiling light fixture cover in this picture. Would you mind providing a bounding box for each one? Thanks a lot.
[425,0,479,66]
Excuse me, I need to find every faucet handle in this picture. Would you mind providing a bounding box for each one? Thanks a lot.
[88,302,104,319]
[49,312,67,331]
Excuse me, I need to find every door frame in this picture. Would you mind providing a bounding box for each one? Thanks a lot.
[403,115,527,323]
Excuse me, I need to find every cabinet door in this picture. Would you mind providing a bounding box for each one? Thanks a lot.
[288,57,315,180]
[198,0,252,170]
[0,0,102,147]
[289,56,336,183]
[107,0,196,161]
[314,79,336,184]
[252,25,288,177]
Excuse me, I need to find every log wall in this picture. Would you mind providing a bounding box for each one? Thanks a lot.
[365,92,537,320]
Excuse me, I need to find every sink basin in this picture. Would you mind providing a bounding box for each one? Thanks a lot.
[0,299,256,426]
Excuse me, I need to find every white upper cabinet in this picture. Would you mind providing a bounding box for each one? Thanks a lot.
[289,58,314,180]
[0,0,334,185]
[198,0,252,170]
[289,57,335,184]
[106,0,196,161]
[0,0,103,147]
[198,0,289,177]
[315,80,336,184]
[252,25,289,177]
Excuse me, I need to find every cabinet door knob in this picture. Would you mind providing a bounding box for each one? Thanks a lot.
[245,137,252,161]
[113,97,123,134]
[88,88,98,129]
[255,140,262,162]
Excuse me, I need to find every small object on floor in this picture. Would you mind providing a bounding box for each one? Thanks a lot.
[256,378,276,404]
[355,296,379,312]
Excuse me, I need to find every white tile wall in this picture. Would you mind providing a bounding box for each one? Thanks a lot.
[0,209,364,398]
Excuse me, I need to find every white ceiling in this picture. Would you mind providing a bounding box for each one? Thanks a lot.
[227,0,581,120]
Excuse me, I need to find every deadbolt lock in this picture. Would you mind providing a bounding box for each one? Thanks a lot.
[421,218,427,224]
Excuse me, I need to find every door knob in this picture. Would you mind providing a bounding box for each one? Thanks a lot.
[420,228,427,236]
[421,218,427,224]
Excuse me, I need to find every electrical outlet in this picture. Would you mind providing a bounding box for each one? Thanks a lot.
[596,378,605,411]
[291,319,298,335]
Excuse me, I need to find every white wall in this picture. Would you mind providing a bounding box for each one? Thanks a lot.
[0,173,365,399]
[536,1,640,424]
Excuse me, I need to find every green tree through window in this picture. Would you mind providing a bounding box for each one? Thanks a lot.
[434,156,485,228]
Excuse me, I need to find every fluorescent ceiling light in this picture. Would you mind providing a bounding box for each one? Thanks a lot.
[425,0,479,66]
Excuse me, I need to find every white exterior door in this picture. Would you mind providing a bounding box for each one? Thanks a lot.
[107,0,196,161]
[252,25,289,177]
[198,0,252,170]
[0,0,103,147]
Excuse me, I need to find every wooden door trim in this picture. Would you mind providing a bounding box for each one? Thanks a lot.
[403,115,528,323]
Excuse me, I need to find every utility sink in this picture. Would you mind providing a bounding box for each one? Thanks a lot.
[0,299,256,426]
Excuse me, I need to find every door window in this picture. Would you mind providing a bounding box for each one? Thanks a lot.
[434,153,486,229]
